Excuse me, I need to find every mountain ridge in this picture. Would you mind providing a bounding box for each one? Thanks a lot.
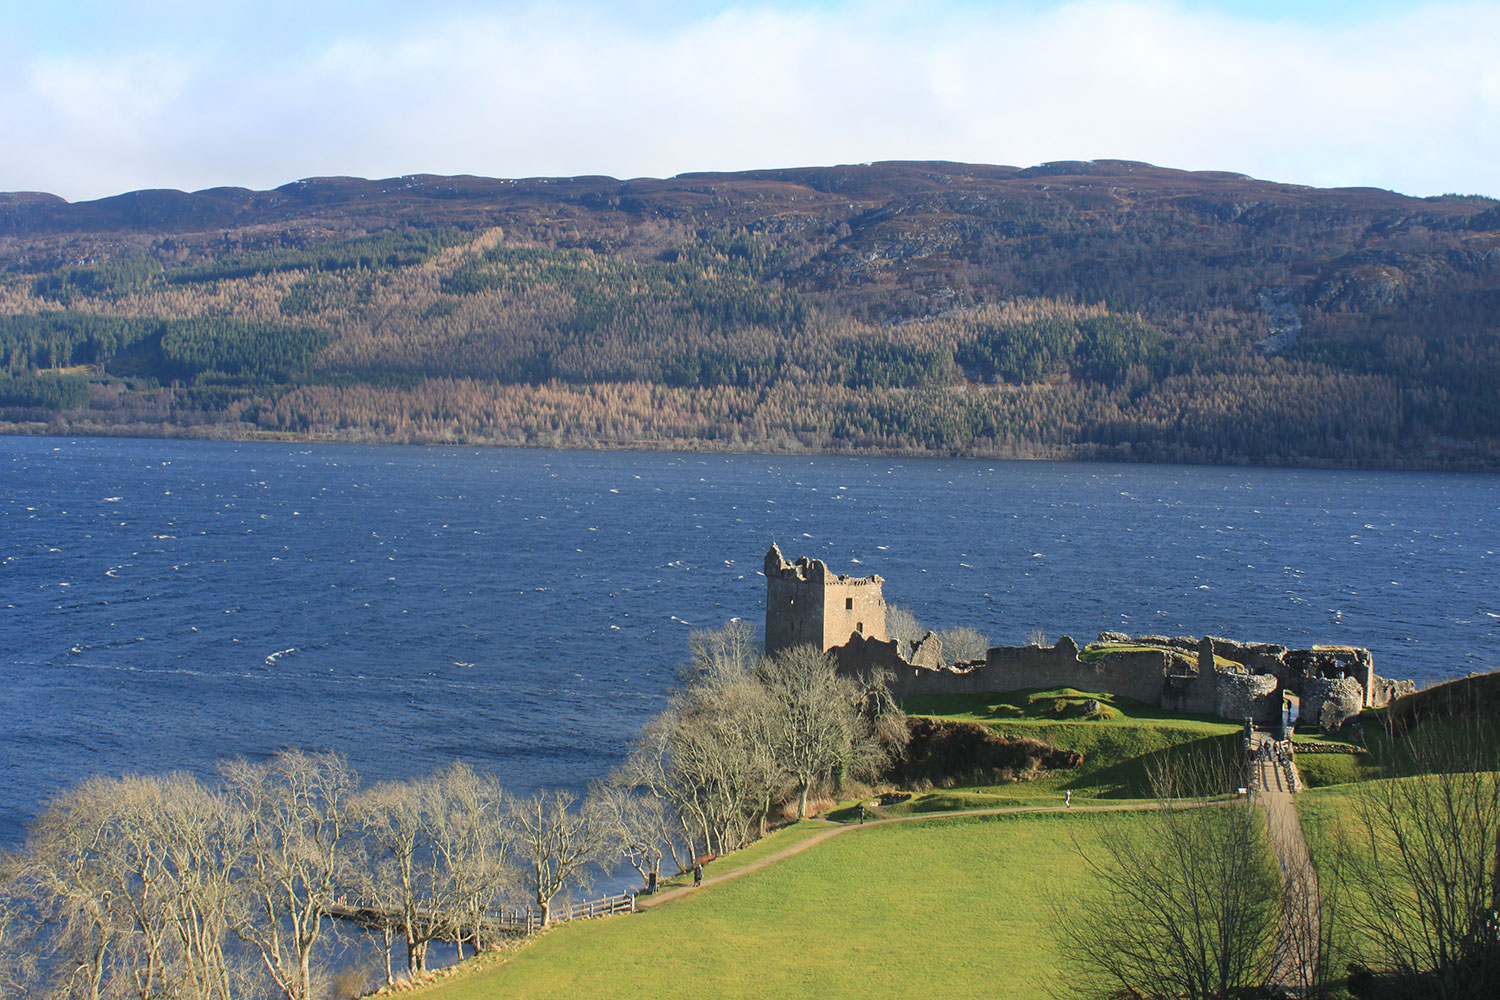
[1,159,1496,469]
[1,159,1470,233]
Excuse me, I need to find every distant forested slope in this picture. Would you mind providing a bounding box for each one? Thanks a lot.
[1,160,1496,468]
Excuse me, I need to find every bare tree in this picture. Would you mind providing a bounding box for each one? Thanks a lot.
[620,628,906,853]
[934,626,990,666]
[675,673,781,848]
[620,667,781,856]
[758,644,892,820]
[18,778,132,1000]
[591,781,686,889]
[345,845,402,990]
[1058,746,1281,999]
[613,714,708,864]
[508,790,610,927]
[682,618,761,685]
[423,762,510,958]
[1335,711,1500,998]
[354,780,438,977]
[885,605,926,653]
[222,749,358,1000]
[124,774,242,1000]
[0,852,40,1000]
[16,773,242,1000]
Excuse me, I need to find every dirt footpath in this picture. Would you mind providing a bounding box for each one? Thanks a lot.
[1251,736,1320,992]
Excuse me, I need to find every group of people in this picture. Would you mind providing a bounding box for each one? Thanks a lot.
[1249,739,1298,792]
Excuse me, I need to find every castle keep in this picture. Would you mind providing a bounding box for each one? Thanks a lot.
[763,543,888,654]
[764,546,1416,730]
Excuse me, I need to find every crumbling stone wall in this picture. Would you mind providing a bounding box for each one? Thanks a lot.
[1215,670,1281,724]
[1302,676,1367,732]
[768,549,1415,727]
[1286,646,1376,706]
[836,633,1180,704]
[1370,675,1418,706]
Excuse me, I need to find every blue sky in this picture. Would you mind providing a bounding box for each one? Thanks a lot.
[2,1,1496,201]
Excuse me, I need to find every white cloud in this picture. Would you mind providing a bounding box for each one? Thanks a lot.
[1,0,1497,200]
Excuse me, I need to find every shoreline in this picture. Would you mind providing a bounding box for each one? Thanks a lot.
[2,419,1495,474]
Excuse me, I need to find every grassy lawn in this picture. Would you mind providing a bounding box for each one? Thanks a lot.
[1292,753,1363,788]
[1077,641,1242,670]
[410,811,1143,1000]
[895,688,1240,808]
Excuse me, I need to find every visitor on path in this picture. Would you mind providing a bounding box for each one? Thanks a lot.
[1065,790,1071,807]
[858,804,866,824]
[693,863,703,888]
[647,871,657,894]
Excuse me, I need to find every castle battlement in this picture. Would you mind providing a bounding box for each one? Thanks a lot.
[763,543,887,654]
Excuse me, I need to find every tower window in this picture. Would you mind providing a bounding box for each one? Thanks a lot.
[845,597,854,610]
[856,622,864,634]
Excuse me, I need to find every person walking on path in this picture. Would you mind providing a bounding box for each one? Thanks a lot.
[693,863,703,888]
[1065,790,1071,807]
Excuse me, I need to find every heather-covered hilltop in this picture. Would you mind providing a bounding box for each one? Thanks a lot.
[2,160,1497,468]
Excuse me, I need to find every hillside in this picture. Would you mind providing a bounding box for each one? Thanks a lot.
[2,159,1498,468]
[1387,667,1500,731]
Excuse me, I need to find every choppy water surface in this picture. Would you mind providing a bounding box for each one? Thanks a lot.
[2,436,1496,843]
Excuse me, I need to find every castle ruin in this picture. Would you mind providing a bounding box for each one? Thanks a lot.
[763,542,888,654]
[763,545,1416,731]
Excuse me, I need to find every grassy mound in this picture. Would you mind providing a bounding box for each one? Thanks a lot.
[896,688,1240,807]
[407,811,1146,1000]
[885,716,1082,788]
[1077,641,1243,670]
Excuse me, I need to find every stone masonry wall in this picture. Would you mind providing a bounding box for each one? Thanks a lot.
[770,549,1414,727]
[764,543,886,653]
[1215,670,1282,724]
[838,635,1180,705]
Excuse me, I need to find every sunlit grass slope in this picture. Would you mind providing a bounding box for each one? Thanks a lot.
[896,687,1241,808]
[414,811,1137,1000]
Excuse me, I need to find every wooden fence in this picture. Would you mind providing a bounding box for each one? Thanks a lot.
[325,891,637,941]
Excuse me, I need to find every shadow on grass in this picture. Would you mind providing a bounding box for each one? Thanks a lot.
[1066,732,1244,798]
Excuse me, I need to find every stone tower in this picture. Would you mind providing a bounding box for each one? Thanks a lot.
[763,543,888,654]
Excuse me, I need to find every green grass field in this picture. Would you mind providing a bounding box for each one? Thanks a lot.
[398,688,1448,1000]
[410,811,1145,1000]
[1291,753,1362,788]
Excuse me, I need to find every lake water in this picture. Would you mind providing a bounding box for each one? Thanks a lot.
[2,435,1496,844]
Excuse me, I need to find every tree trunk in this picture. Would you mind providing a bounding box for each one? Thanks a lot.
[798,782,810,820]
